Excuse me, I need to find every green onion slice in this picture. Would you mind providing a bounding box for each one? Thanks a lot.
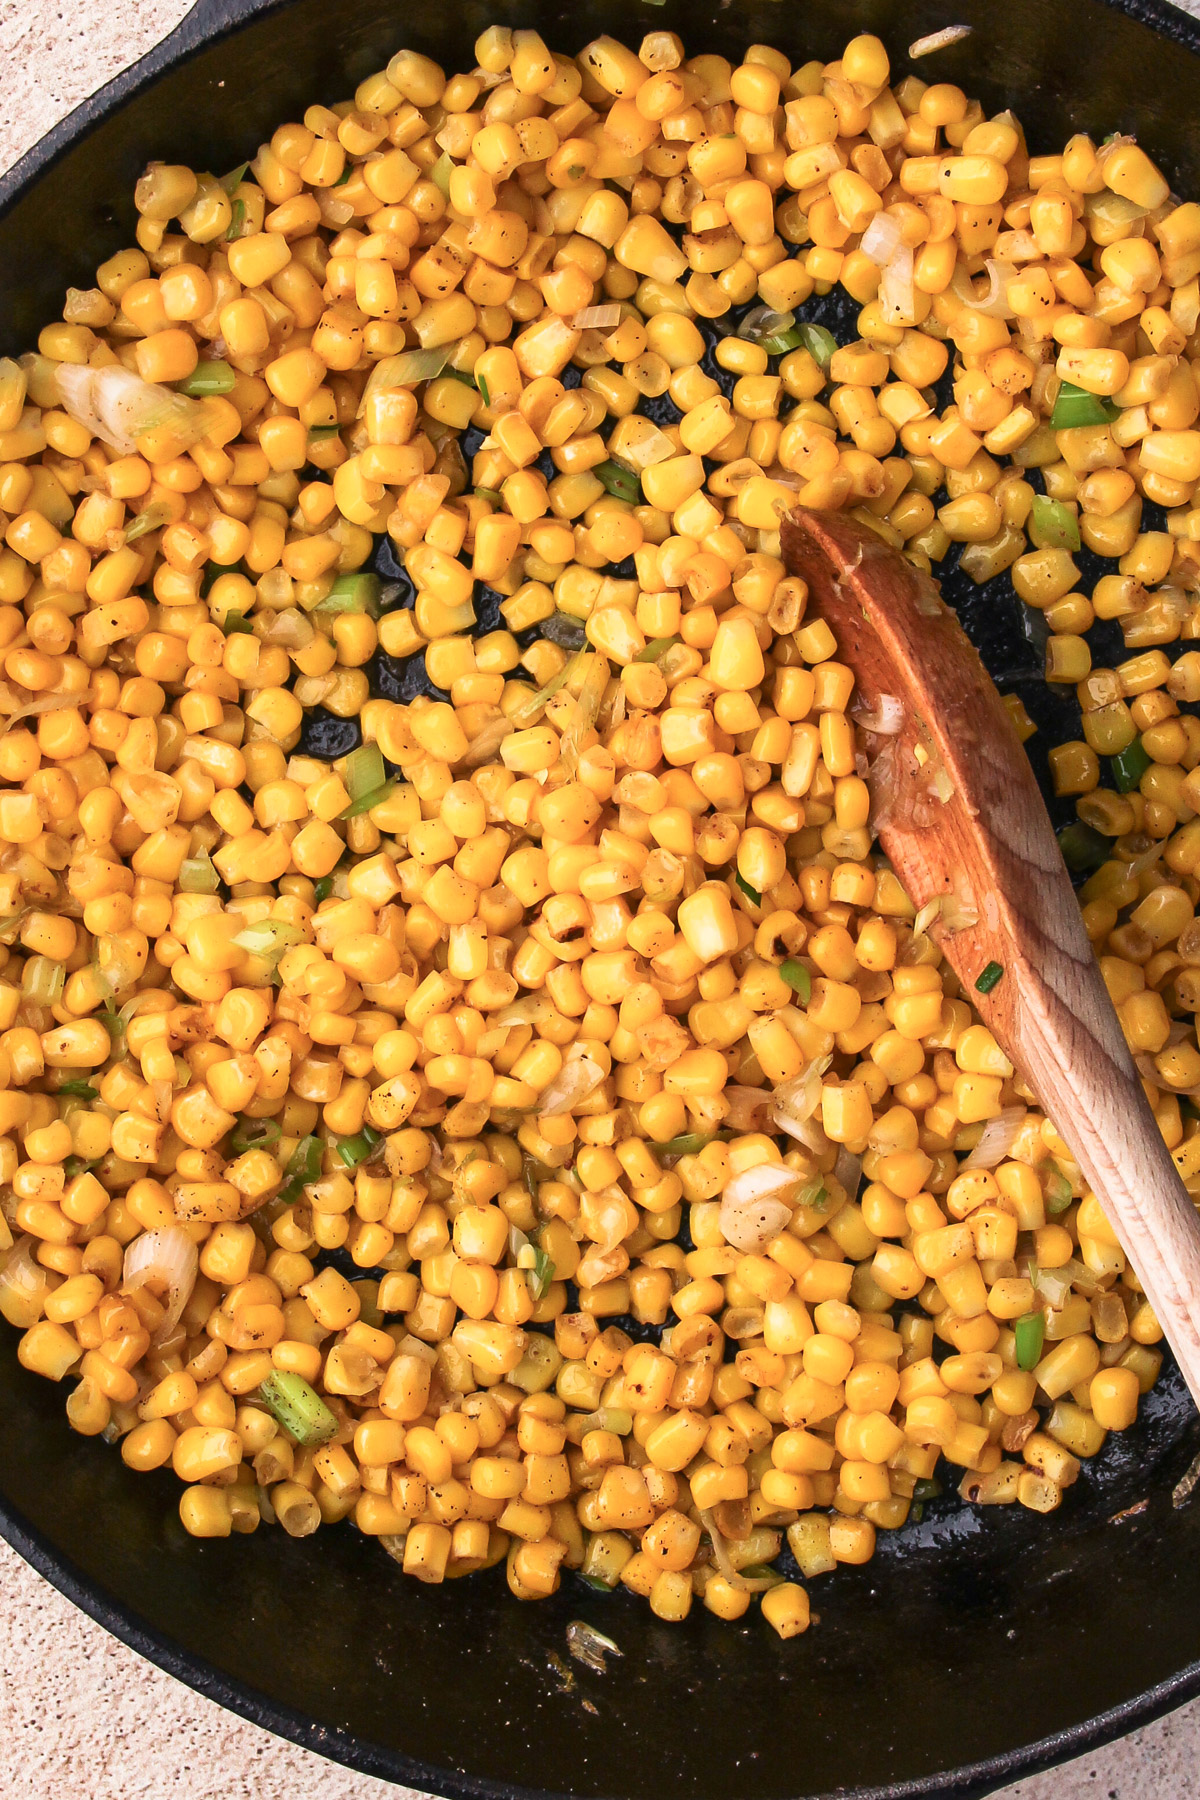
[313,874,335,903]
[1030,493,1081,552]
[343,742,386,802]
[798,1180,830,1210]
[1043,1168,1074,1215]
[1057,821,1109,874]
[431,151,454,196]
[276,1133,323,1204]
[734,871,762,907]
[226,198,246,242]
[635,635,681,663]
[1049,381,1120,429]
[339,779,398,820]
[477,373,491,407]
[528,1245,556,1302]
[795,323,837,369]
[656,1133,713,1157]
[220,163,250,195]
[124,500,174,543]
[258,1371,338,1446]
[337,1123,382,1167]
[179,360,237,398]
[759,326,805,355]
[231,1117,282,1156]
[57,1080,98,1100]
[179,850,221,894]
[780,959,812,1001]
[594,459,641,504]
[1014,1311,1045,1371]
[222,611,254,634]
[1111,738,1151,793]
[975,960,1004,994]
[315,572,383,619]
[233,920,306,961]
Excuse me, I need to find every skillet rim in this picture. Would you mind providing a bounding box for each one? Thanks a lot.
[2,2,1200,1795]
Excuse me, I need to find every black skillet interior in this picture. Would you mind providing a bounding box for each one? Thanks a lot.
[4,2,1200,1797]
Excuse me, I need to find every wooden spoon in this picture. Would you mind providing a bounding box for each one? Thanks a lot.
[780,503,1200,1409]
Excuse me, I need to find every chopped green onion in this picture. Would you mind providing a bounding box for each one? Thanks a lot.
[1044,1169,1074,1215]
[343,743,386,803]
[1030,493,1081,552]
[477,374,491,407]
[334,164,353,187]
[1049,381,1120,429]
[57,1080,98,1100]
[1111,738,1151,793]
[315,572,382,619]
[220,162,249,195]
[431,151,454,195]
[277,1133,323,1205]
[1014,1311,1045,1371]
[308,424,340,441]
[656,1133,712,1157]
[912,1477,942,1501]
[635,635,681,663]
[22,956,66,1005]
[1057,821,1109,874]
[444,367,477,387]
[178,359,237,398]
[759,326,805,355]
[222,611,254,634]
[528,1245,556,1302]
[233,920,306,960]
[337,1124,382,1167]
[64,1155,98,1179]
[578,1573,613,1592]
[226,198,246,241]
[258,1371,337,1447]
[739,1563,786,1585]
[594,460,641,504]
[313,875,335,903]
[231,1117,282,1156]
[798,1180,829,1210]
[179,850,221,894]
[780,959,812,1001]
[475,486,502,504]
[975,960,1004,994]
[124,501,174,542]
[512,650,583,726]
[910,1503,924,1523]
[339,778,398,820]
[795,323,837,369]
[734,871,762,907]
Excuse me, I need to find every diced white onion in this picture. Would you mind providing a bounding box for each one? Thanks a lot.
[961,1105,1026,1169]
[719,1162,803,1252]
[123,1225,198,1341]
[879,244,917,325]
[860,213,904,267]
[913,898,942,937]
[566,1619,622,1670]
[538,1054,608,1117]
[852,692,905,735]
[909,25,973,56]
[0,1236,49,1327]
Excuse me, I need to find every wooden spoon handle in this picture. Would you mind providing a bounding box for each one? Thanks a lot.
[1002,923,1200,1401]
[781,505,1200,1408]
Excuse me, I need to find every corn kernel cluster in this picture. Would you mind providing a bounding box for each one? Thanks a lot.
[1,23,1198,1640]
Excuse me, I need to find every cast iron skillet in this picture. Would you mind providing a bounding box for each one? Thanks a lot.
[4,2,1200,1796]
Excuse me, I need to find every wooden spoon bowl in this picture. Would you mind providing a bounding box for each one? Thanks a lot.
[781,504,1200,1408]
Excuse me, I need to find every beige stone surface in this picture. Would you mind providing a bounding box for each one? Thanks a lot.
[3,3,1200,1796]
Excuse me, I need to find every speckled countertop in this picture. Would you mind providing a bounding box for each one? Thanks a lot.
[2,4,1200,1795]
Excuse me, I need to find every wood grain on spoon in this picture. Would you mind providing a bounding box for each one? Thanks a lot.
[780,503,1200,1410]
